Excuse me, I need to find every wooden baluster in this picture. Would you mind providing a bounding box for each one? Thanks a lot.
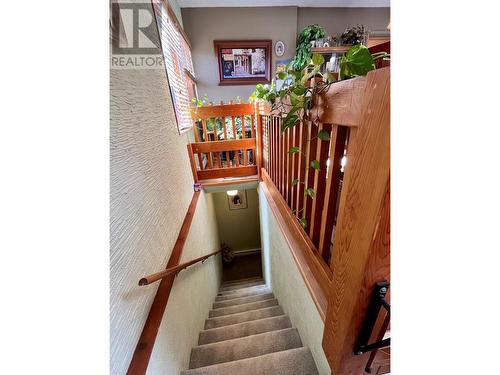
[284,126,290,205]
[243,148,248,166]
[278,118,283,194]
[290,124,299,212]
[318,126,349,263]
[193,120,200,142]
[295,120,308,219]
[275,117,280,187]
[269,117,274,181]
[201,118,208,142]
[251,114,255,139]
[309,123,332,247]
[303,121,318,230]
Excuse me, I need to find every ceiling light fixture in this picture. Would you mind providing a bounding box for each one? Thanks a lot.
[226,190,238,196]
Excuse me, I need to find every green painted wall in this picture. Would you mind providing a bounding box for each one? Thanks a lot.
[212,189,261,252]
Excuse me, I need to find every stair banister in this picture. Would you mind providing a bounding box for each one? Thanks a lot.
[138,249,222,286]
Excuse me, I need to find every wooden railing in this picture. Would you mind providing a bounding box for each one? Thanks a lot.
[138,249,222,286]
[187,101,261,182]
[127,192,204,375]
[257,67,390,374]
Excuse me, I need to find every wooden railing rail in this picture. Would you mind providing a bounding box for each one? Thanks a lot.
[188,101,261,182]
[256,67,390,374]
[127,191,205,375]
[138,249,222,286]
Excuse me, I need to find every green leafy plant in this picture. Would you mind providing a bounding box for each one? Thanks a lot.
[339,44,389,80]
[292,24,325,71]
[250,43,388,229]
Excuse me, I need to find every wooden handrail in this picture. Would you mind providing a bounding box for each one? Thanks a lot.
[138,249,222,286]
[127,191,201,375]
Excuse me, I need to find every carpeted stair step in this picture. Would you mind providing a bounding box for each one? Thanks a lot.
[188,328,302,369]
[220,277,263,286]
[213,292,274,308]
[204,305,283,329]
[198,315,292,345]
[216,286,271,301]
[209,298,278,318]
[217,284,268,297]
[219,280,265,292]
[181,347,319,375]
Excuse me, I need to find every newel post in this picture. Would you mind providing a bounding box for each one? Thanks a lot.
[321,68,390,375]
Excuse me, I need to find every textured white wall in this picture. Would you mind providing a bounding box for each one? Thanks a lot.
[258,186,331,375]
[147,192,221,374]
[110,5,221,373]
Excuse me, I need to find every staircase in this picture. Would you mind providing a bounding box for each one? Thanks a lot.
[181,277,319,374]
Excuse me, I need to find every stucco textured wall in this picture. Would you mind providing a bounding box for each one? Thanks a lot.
[147,192,221,374]
[258,185,331,375]
[213,189,261,252]
[110,6,221,373]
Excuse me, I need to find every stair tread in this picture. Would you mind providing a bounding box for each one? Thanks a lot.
[189,328,302,369]
[219,280,266,292]
[214,292,274,309]
[220,277,263,286]
[209,298,278,318]
[181,347,319,375]
[205,305,283,329]
[215,287,271,302]
[199,315,292,345]
[218,284,268,296]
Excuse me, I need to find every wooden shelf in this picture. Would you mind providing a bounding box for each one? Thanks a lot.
[311,46,351,54]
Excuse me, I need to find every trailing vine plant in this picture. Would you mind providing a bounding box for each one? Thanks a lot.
[250,41,389,228]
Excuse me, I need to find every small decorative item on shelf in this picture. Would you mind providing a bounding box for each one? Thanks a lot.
[221,243,235,264]
[322,36,332,47]
[341,25,368,46]
[315,38,325,48]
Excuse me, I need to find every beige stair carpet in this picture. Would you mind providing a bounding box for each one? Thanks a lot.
[181,278,319,375]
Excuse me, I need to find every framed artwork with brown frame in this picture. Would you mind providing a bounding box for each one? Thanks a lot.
[214,40,272,86]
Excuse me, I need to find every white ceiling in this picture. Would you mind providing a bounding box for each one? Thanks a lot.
[177,0,390,8]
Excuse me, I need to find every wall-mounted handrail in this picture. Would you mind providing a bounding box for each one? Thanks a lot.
[127,191,201,375]
[138,249,222,286]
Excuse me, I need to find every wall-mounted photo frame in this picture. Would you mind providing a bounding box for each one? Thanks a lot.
[214,40,272,86]
[275,40,285,57]
[227,190,248,210]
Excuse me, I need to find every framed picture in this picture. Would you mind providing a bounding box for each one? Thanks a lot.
[227,190,248,210]
[214,40,272,85]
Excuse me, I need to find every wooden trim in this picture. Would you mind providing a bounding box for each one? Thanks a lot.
[139,249,222,286]
[191,138,255,153]
[127,191,201,375]
[197,165,257,180]
[163,0,191,48]
[261,170,332,320]
[192,103,254,119]
[187,144,198,183]
[314,75,368,127]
